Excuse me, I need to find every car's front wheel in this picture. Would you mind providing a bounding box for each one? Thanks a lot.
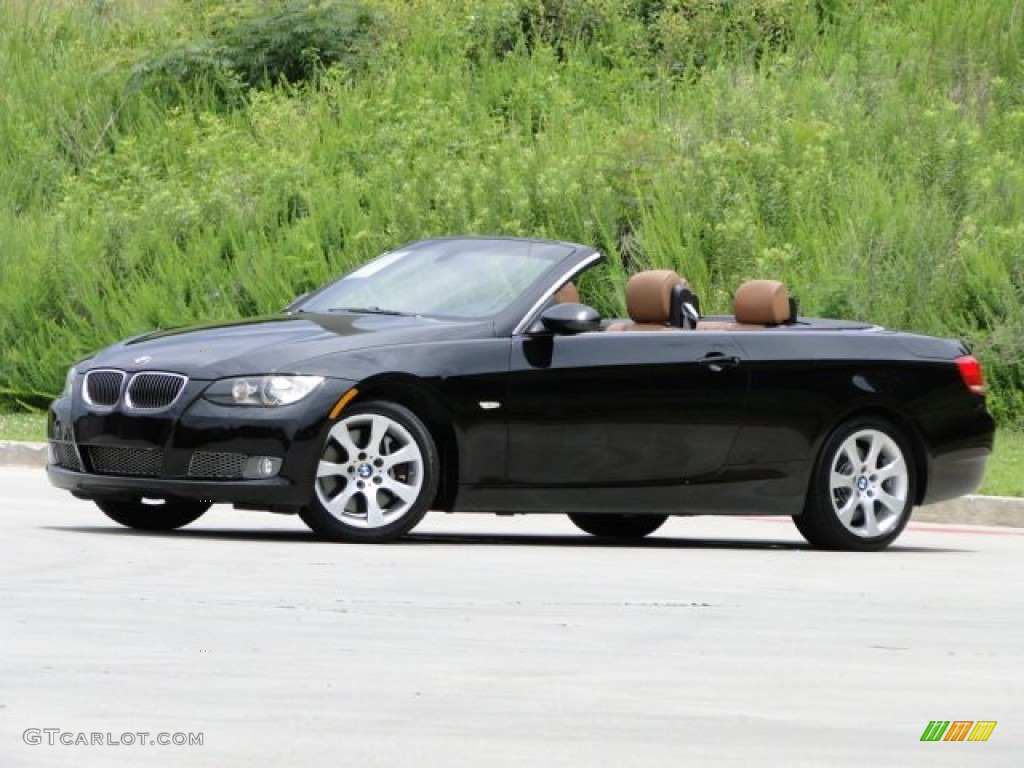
[299,401,439,543]
[568,513,668,539]
[96,498,211,531]
[795,418,916,551]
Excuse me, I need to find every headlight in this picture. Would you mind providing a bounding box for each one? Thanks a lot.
[60,366,78,399]
[204,375,324,406]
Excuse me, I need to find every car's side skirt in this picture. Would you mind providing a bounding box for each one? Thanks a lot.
[454,463,809,517]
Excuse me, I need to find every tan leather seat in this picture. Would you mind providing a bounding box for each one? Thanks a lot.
[697,279,791,331]
[553,282,580,304]
[734,279,790,324]
[606,269,689,332]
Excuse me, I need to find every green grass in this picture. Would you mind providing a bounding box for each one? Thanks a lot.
[0,412,47,442]
[0,408,1019,497]
[979,430,1024,498]
[0,0,1021,426]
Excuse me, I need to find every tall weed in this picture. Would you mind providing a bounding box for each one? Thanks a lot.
[0,0,1021,425]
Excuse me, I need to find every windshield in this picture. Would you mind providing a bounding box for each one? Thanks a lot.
[301,239,574,319]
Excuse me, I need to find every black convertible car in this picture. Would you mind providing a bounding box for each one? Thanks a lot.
[47,236,994,550]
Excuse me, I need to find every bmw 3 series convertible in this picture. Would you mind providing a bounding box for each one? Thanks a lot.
[47,236,994,550]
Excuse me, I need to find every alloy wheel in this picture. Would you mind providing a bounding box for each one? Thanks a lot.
[315,412,425,529]
[828,428,909,539]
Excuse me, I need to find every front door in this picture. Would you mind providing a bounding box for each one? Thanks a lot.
[506,331,749,487]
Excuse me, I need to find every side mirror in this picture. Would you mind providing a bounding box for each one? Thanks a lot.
[282,292,310,314]
[539,303,601,335]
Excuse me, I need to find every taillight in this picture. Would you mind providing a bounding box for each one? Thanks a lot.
[956,355,985,395]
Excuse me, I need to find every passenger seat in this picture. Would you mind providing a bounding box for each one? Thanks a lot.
[553,282,580,304]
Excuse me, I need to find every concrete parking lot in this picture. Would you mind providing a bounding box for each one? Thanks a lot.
[1,466,1021,767]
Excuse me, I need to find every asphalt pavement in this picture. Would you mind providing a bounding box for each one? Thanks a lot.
[1,466,1021,767]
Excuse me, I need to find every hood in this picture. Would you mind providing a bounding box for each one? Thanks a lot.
[85,312,492,379]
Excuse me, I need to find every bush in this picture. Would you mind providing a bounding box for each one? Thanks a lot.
[468,0,803,70]
[216,1,385,88]
[648,0,804,75]
[129,0,385,104]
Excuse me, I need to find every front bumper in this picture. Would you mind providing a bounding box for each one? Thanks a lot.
[47,465,300,506]
[46,376,356,510]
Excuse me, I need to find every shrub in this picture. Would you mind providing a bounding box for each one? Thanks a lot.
[647,0,805,75]
[129,0,385,104]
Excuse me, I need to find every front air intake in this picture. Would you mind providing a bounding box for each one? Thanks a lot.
[87,446,164,477]
[188,451,247,479]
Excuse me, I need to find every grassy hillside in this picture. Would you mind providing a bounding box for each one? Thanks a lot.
[1,0,1022,425]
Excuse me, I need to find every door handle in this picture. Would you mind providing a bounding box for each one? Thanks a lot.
[697,353,741,372]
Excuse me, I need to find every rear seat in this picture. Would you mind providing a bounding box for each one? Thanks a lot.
[697,279,792,331]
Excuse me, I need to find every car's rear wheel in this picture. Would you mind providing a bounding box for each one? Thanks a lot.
[299,401,439,543]
[96,498,211,531]
[568,513,668,539]
[795,418,915,551]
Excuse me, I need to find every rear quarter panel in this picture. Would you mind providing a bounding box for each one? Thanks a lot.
[727,329,993,507]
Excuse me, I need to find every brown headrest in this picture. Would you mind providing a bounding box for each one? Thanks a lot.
[626,270,687,324]
[734,279,790,325]
[553,282,580,304]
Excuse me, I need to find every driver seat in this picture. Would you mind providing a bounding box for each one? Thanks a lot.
[605,269,696,332]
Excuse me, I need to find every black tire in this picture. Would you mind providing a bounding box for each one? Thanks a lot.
[568,513,668,539]
[299,401,439,543]
[96,498,211,531]
[795,417,916,551]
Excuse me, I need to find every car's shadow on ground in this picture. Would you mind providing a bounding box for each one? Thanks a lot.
[42,525,968,553]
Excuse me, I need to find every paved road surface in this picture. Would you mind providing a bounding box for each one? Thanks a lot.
[2,467,1021,767]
